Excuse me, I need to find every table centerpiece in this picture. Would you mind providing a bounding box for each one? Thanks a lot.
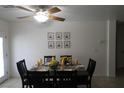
[49,57,59,69]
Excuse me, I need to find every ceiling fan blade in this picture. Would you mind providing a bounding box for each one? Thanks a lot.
[49,15,65,21]
[1,5,16,8]
[48,7,61,14]
[17,15,32,19]
[15,6,34,12]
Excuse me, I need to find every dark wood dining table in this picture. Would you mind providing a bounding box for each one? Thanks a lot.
[30,64,85,72]
[30,64,86,80]
[29,64,86,88]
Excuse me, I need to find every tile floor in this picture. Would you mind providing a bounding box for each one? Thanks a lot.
[0,68,124,88]
[0,76,124,88]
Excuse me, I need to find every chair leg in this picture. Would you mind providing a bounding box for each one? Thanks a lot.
[89,83,91,88]
[87,83,91,88]
[26,85,28,88]
[28,84,33,88]
[22,84,24,88]
[29,85,32,88]
[89,81,91,88]
[86,84,88,88]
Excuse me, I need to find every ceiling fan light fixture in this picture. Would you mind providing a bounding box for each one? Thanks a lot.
[33,11,49,22]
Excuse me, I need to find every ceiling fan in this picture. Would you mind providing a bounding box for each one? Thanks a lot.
[2,5,65,22]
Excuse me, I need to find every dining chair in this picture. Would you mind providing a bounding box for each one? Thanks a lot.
[44,56,56,65]
[16,59,29,88]
[77,58,96,88]
[28,71,53,88]
[55,70,77,88]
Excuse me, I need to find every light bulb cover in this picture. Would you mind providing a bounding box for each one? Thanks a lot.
[33,11,49,22]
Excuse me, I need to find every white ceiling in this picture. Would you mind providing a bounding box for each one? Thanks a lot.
[0,5,124,22]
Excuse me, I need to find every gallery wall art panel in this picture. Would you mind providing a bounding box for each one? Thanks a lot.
[48,41,55,49]
[56,41,63,49]
[47,32,71,49]
[48,32,54,40]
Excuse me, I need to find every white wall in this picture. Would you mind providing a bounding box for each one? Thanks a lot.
[0,20,9,78]
[9,20,108,77]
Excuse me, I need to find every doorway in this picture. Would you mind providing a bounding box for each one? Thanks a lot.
[116,21,124,77]
[0,33,8,83]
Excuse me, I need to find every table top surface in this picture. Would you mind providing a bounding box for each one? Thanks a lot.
[31,64,85,72]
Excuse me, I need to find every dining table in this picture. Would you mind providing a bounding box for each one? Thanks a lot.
[29,64,86,87]
[30,64,85,72]
[30,64,86,79]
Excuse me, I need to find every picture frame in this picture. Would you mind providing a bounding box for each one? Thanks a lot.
[48,41,55,49]
[47,32,54,40]
[64,41,71,48]
[56,41,63,49]
[56,32,62,40]
[44,56,56,65]
[64,32,71,40]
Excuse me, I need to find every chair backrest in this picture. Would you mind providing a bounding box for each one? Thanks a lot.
[87,58,96,77]
[44,56,56,65]
[28,71,49,88]
[16,59,27,79]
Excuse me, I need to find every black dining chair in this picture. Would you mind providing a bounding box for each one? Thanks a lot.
[55,70,77,88]
[16,59,29,88]
[77,58,96,88]
[44,56,56,65]
[28,71,54,88]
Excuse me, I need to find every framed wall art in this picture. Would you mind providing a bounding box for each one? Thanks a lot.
[56,41,63,49]
[64,41,71,48]
[64,32,71,40]
[47,32,54,40]
[47,32,72,49]
[56,32,62,40]
[48,41,55,49]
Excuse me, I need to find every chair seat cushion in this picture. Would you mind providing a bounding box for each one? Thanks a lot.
[77,71,89,84]
[77,71,89,76]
